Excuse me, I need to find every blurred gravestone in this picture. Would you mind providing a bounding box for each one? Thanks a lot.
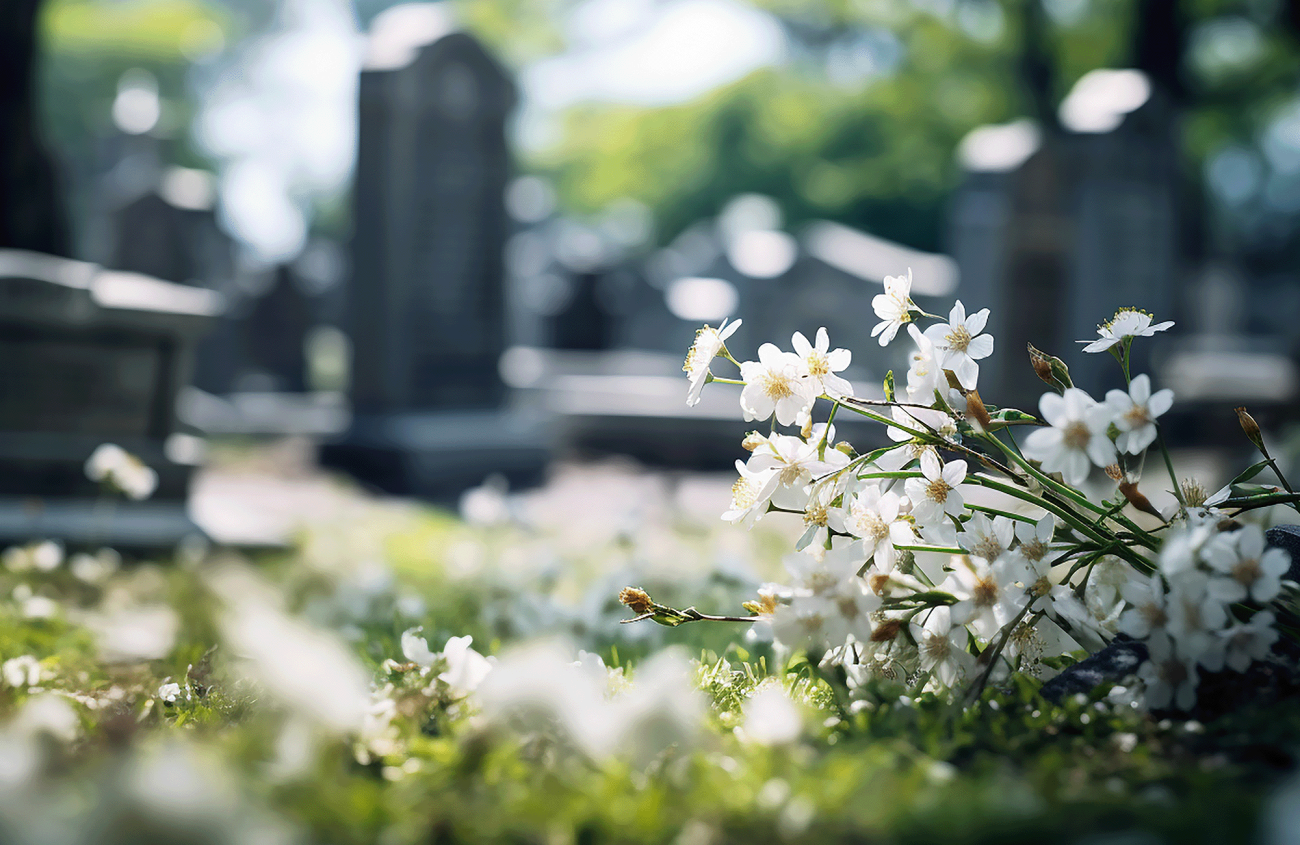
[321,5,550,498]
[0,0,70,256]
[109,167,233,289]
[0,249,221,550]
[949,71,1180,410]
[236,265,313,393]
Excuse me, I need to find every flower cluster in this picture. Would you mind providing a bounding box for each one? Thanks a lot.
[664,272,1297,709]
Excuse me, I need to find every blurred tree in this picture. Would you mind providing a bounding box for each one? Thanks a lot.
[476,0,1300,254]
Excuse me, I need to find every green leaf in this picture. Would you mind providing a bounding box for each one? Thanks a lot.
[884,370,896,403]
[1230,459,1271,486]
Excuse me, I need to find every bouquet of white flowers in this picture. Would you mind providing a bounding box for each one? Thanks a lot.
[622,270,1300,711]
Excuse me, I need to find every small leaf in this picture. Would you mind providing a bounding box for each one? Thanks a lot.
[883,370,896,403]
[1230,459,1271,486]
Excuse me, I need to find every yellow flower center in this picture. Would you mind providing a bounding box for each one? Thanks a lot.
[761,371,796,401]
[945,325,972,353]
[806,353,830,378]
[926,479,952,503]
[731,477,758,510]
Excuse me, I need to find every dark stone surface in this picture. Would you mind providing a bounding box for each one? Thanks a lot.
[1265,524,1300,582]
[1039,636,1149,703]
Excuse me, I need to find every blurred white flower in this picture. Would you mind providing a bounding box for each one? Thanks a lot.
[1137,630,1198,711]
[85,444,158,500]
[921,300,993,391]
[1105,374,1174,455]
[211,567,370,734]
[739,683,803,746]
[1205,524,1290,604]
[157,682,183,704]
[400,628,438,667]
[88,605,178,662]
[946,555,1026,640]
[791,327,852,397]
[904,324,943,403]
[69,548,120,584]
[3,541,63,573]
[1118,573,1169,640]
[958,513,1015,563]
[1022,388,1115,485]
[438,635,493,695]
[871,268,917,346]
[13,693,78,743]
[739,343,818,426]
[2,656,42,689]
[459,475,511,527]
[1079,308,1173,353]
[1215,610,1279,673]
[684,318,741,406]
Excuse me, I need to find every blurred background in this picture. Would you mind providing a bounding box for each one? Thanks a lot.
[4,0,1300,550]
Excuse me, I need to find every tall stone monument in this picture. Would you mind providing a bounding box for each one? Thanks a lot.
[949,71,1180,410]
[321,4,550,498]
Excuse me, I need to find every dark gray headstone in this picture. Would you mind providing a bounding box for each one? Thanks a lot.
[0,249,222,549]
[348,25,513,413]
[321,15,550,499]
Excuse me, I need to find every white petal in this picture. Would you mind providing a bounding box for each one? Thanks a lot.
[965,333,994,360]
[965,308,990,336]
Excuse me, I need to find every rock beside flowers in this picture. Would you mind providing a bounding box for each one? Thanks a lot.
[1040,525,1300,716]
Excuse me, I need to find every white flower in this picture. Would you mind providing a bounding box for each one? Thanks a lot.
[1014,515,1056,576]
[721,460,781,528]
[739,683,804,746]
[903,451,966,527]
[1205,524,1291,604]
[1118,573,1169,640]
[739,343,819,426]
[792,327,853,398]
[747,432,848,511]
[1080,308,1173,353]
[684,318,742,406]
[2,656,42,689]
[871,268,917,346]
[157,681,183,704]
[439,635,493,695]
[823,576,882,645]
[85,443,158,500]
[795,479,845,552]
[946,556,1027,640]
[910,605,974,688]
[1138,631,1198,711]
[904,324,944,403]
[958,513,1016,563]
[400,628,438,667]
[1165,572,1228,662]
[1105,374,1174,455]
[770,595,833,651]
[1021,388,1116,485]
[1215,611,1279,673]
[921,300,994,391]
[842,486,914,573]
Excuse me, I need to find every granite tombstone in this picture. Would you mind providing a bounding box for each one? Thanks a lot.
[321,6,550,498]
[0,249,221,550]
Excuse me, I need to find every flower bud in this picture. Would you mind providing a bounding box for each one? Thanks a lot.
[966,390,992,432]
[1103,464,1125,482]
[1027,343,1073,394]
[741,431,767,452]
[618,587,654,615]
[1236,406,1268,454]
[870,618,903,642]
[1119,480,1163,519]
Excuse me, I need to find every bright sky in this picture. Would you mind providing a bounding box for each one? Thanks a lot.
[517,0,788,149]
